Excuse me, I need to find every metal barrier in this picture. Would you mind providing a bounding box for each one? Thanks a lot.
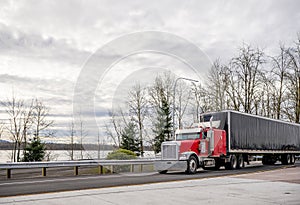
[0,159,155,179]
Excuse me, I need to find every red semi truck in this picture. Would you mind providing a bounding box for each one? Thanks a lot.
[155,110,300,174]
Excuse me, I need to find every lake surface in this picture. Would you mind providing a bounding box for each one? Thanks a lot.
[0,150,156,162]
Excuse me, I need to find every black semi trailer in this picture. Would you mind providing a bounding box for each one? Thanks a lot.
[201,110,300,165]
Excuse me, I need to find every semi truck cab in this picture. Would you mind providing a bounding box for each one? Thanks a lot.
[155,119,227,174]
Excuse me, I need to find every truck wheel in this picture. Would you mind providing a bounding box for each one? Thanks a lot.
[236,154,244,169]
[225,155,237,170]
[289,154,295,165]
[262,156,268,165]
[187,156,198,174]
[281,154,290,165]
[262,155,277,165]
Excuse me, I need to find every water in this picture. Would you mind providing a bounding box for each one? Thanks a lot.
[0,150,155,162]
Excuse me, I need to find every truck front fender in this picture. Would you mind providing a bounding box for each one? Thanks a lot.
[179,151,198,161]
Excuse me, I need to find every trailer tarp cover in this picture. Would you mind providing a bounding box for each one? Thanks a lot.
[201,111,300,151]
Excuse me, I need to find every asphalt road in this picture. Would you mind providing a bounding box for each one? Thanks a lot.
[0,162,297,197]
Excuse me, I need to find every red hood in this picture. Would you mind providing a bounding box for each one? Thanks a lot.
[179,139,200,155]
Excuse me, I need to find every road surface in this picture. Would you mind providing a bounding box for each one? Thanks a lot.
[0,162,297,197]
[0,164,299,205]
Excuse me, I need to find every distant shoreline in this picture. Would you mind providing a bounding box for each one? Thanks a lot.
[0,141,152,151]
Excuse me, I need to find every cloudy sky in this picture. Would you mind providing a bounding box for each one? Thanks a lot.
[0,0,299,143]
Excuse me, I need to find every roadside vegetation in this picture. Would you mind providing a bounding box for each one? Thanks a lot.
[0,98,53,162]
[106,149,137,172]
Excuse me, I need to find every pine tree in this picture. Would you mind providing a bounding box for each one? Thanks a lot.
[152,95,172,153]
[23,137,46,162]
[120,121,140,154]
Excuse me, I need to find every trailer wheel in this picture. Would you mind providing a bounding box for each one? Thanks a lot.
[225,155,237,170]
[281,154,290,165]
[262,155,277,165]
[236,154,244,169]
[187,156,198,174]
[262,156,270,165]
[289,154,295,165]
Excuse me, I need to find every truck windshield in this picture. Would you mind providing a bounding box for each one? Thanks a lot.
[176,133,200,140]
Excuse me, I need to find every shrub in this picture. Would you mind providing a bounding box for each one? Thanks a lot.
[23,137,46,162]
[106,149,137,173]
[106,148,137,160]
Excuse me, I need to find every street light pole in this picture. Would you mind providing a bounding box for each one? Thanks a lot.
[173,77,199,139]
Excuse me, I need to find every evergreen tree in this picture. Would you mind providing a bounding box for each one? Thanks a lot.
[120,121,140,154]
[23,137,46,162]
[153,95,172,153]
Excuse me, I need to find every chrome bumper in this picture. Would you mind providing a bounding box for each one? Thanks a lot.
[154,160,187,172]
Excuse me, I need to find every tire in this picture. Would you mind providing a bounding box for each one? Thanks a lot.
[262,155,277,165]
[290,154,295,165]
[236,154,244,169]
[287,154,291,164]
[262,156,277,165]
[159,170,168,174]
[262,156,268,165]
[281,154,289,165]
[225,155,237,170]
[187,156,198,174]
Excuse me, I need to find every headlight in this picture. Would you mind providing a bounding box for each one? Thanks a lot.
[179,153,188,160]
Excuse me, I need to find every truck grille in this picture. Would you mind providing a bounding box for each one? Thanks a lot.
[162,144,178,160]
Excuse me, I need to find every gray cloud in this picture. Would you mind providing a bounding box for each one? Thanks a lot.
[0,74,74,122]
[0,74,74,97]
[0,23,90,66]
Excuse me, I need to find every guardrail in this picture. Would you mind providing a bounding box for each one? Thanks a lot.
[0,159,155,179]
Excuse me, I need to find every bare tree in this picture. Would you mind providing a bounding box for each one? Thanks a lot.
[128,83,148,157]
[1,97,34,162]
[270,44,290,119]
[32,99,54,138]
[77,115,88,159]
[218,62,243,111]
[67,120,76,160]
[258,72,276,117]
[1,97,55,162]
[286,35,300,123]
[21,100,35,159]
[175,81,192,128]
[190,82,217,122]
[206,60,231,111]
[231,44,265,113]
[105,108,127,147]
[148,72,174,109]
